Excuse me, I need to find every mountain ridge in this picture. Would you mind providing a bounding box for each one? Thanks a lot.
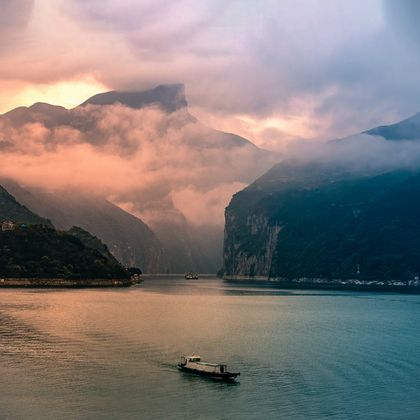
[365,111,420,141]
[0,187,131,280]
[80,84,188,112]
[223,111,420,283]
[1,180,171,273]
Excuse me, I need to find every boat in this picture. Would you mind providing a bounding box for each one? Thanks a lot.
[184,272,199,280]
[178,355,240,381]
[130,274,143,284]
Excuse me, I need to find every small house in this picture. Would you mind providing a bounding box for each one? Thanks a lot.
[1,221,16,231]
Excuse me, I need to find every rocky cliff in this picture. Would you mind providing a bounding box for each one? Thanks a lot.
[224,212,280,279]
[223,112,420,283]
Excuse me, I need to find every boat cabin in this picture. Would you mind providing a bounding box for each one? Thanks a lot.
[181,355,201,363]
[180,355,228,374]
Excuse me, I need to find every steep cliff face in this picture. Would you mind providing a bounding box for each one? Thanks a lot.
[223,211,280,279]
[223,110,420,281]
[223,163,420,282]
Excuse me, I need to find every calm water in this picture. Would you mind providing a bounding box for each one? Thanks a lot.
[0,277,419,419]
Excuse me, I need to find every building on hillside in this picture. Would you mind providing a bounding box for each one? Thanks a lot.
[1,221,16,231]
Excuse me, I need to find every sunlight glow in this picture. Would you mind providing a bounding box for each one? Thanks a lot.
[0,76,108,113]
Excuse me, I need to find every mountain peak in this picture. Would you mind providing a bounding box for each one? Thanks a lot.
[365,111,420,141]
[80,83,187,112]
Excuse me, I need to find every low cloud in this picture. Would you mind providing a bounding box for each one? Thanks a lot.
[0,103,270,227]
[286,133,420,175]
[2,99,420,232]
[171,182,247,226]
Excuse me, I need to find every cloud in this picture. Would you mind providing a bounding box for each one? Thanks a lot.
[0,0,34,50]
[384,0,420,44]
[286,133,420,175]
[0,103,270,227]
[1,0,420,148]
[66,0,420,142]
[171,182,247,226]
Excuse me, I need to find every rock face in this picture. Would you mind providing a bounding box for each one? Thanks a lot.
[223,113,420,282]
[224,212,280,279]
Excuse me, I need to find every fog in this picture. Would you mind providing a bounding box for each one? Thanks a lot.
[285,132,420,175]
[0,103,267,227]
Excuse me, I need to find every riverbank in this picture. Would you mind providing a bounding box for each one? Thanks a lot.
[223,276,420,293]
[0,278,137,288]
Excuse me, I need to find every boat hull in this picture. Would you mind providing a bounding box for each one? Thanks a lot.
[178,365,240,381]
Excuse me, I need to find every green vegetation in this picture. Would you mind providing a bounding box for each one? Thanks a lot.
[269,172,420,280]
[225,166,420,281]
[0,225,129,279]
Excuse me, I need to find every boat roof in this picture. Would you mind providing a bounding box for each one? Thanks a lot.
[184,355,225,367]
[195,361,220,367]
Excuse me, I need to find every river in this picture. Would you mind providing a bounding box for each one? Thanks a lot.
[0,276,419,419]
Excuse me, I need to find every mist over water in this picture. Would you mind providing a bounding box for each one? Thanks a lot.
[0,278,419,419]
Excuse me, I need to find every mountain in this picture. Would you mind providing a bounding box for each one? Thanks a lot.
[67,226,121,264]
[0,185,52,227]
[365,112,420,141]
[1,180,170,273]
[151,212,224,273]
[223,114,420,283]
[0,189,129,280]
[0,224,129,280]
[81,84,188,112]
[0,84,278,273]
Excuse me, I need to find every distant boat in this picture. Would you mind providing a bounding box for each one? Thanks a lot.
[130,274,143,284]
[184,272,199,280]
[178,355,240,381]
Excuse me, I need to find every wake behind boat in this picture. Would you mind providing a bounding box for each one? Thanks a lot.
[178,355,240,381]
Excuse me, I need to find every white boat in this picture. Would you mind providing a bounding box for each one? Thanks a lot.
[178,355,240,381]
[184,272,199,280]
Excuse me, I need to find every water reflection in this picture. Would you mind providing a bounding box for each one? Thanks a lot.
[0,279,419,419]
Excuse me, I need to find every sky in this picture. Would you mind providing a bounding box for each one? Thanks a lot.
[1,0,420,151]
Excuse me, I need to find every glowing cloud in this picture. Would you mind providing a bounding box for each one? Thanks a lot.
[0,76,108,114]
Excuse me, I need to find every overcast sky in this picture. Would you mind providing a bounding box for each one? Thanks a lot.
[1,0,420,149]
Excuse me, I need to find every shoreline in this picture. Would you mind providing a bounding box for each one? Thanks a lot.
[223,276,420,294]
[0,278,136,288]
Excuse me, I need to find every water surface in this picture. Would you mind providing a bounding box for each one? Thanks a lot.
[0,277,419,419]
